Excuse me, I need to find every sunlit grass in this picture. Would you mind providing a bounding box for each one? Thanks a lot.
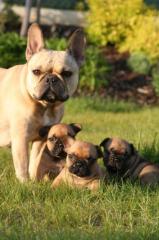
[0,97,159,239]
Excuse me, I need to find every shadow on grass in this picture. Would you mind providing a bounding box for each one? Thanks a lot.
[67,97,141,113]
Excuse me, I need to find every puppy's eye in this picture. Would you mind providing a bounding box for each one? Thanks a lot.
[61,70,72,78]
[68,154,74,160]
[110,148,115,152]
[32,69,41,76]
[124,152,129,156]
[48,136,56,142]
[88,157,96,162]
[48,137,54,142]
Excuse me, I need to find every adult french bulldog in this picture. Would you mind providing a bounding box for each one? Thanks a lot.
[0,23,86,182]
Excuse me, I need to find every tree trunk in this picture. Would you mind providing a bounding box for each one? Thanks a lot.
[20,0,32,37]
[36,0,41,25]
[0,0,4,12]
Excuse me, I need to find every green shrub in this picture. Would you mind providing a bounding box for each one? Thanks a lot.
[0,32,26,67]
[0,5,20,33]
[127,52,151,75]
[87,0,159,60]
[45,38,67,50]
[151,63,159,96]
[0,32,108,91]
[80,46,109,91]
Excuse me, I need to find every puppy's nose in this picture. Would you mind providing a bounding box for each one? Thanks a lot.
[61,94,69,101]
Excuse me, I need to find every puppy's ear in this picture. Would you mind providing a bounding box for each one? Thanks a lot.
[39,126,50,138]
[67,29,86,67]
[69,123,82,135]
[129,143,135,155]
[26,23,44,61]
[100,138,111,148]
[95,145,103,158]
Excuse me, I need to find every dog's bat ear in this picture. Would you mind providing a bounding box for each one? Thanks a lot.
[67,28,86,67]
[69,123,82,135]
[26,23,44,61]
[95,145,103,158]
[39,126,50,138]
[100,138,111,148]
[129,143,135,154]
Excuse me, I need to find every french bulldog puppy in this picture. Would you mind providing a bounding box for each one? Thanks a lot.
[51,140,106,191]
[100,137,159,186]
[30,123,82,181]
[0,23,86,182]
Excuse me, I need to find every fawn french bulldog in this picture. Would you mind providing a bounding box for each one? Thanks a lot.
[52,140,106,191]
[29,123,82,181]
[0,23,86,182]
[100,137,159,186]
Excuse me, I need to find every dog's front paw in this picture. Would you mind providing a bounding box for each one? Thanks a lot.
[16,173,29,183]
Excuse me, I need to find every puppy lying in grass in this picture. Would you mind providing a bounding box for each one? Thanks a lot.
[51,140,106,191]
[30,123,81,181]
[100,137,159,186]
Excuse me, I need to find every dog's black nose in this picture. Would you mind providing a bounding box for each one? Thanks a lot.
[61,94,69,101]
[46,74,58,83]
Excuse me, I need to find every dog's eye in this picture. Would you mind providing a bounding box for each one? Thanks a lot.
[110,148,115,152]
[48,136,57,142]
[124,152,129,157]
[88,157,96,162]
[32,69,41,76]
[68,154,74,160]
[61,70,72,78]
[48,137,54,142]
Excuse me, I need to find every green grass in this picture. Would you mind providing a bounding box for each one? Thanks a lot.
[1,97,159,239]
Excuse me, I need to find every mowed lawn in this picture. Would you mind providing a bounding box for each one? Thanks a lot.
[1,97,159,240]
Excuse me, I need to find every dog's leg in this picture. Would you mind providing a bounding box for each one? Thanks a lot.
[29,140,44,180]
[11,137,29,182]
[51,170,65,189]
[87,179,100,191]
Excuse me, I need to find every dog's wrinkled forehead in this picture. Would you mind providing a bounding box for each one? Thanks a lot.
[48,123,74,138]
[28,49,78,73]
[67,141,97,159]
[107,138,130,154]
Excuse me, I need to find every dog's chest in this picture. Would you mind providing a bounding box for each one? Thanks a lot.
[41,104,64,127]
[43,111,54,126]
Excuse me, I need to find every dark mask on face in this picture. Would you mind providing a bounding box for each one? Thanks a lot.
[41,74,69,103]
[105,149,129,173]
[68,154,95,177]
[48,135,66,159]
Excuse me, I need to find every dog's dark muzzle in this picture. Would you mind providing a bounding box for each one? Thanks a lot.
[106,150,127,173]
[41,74,69,103]
[69,160,90,177]
[48,135,66,159]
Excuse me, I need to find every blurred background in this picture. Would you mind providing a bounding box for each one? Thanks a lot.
[0,0,159,105]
